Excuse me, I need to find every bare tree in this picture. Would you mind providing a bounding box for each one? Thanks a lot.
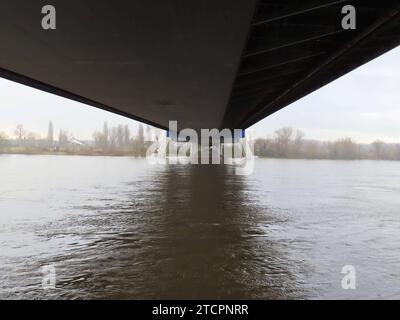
[293,129,305,157]
[124,125,130,147]
[47,121,54,148]
[333,138,359,160]
[14,124,26,146]
[274,127,293,157]
[117,125,124,148]
[102,122,109,149]
[303,140,319,159]
[58,130,69,150]
[108,127,118,150]
[0,131,8,150]
[93,131,103,149]
[371,140,385,160]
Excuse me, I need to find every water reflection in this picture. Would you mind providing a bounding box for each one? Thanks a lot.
[0,157,305,299]
[131,164,306,299]
[52,164,305,299]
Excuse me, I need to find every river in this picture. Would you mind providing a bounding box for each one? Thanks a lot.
[0,155,399,299]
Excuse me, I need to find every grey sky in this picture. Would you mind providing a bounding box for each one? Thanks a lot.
[251,46,400,143]
[0,46,399,143]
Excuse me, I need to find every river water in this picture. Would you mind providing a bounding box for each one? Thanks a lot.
[0,155,399,299]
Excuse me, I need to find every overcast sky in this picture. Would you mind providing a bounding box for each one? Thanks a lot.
[0,46,399,143]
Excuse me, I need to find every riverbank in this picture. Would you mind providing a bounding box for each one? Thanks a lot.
[2,151,400,161]
[0,150,142,157]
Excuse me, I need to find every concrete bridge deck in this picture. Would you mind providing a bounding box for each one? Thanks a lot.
[0,0,399,131]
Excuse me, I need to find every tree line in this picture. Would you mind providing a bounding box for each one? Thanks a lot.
[0,121,159,157]
[2,123,400,160]
[254,127,400,160]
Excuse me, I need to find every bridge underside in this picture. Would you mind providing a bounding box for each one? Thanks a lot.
[0,0,399,132]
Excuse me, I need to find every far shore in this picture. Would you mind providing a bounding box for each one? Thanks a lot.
[1,151,400,162]
[0,151,141,157]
